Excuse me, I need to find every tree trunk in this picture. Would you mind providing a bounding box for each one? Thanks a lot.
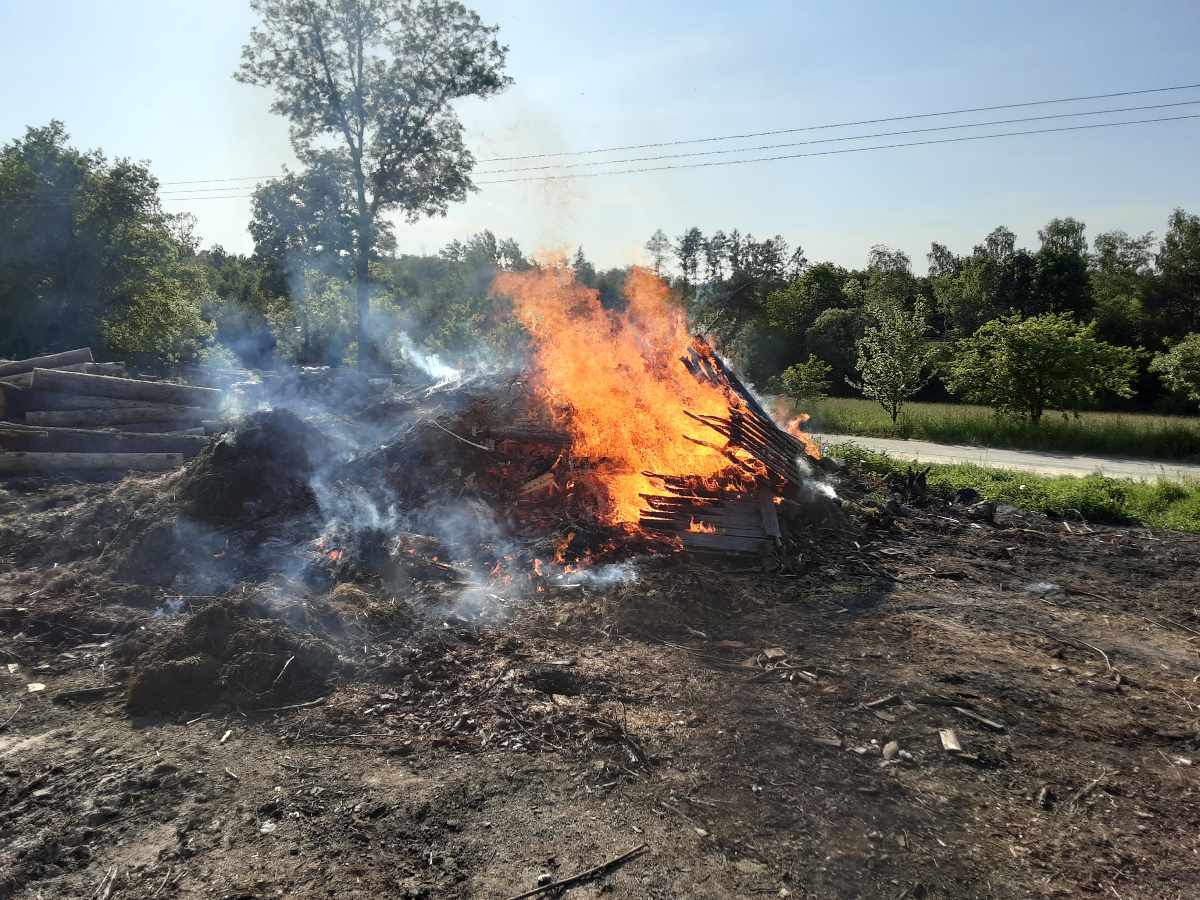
[355,200,373,371]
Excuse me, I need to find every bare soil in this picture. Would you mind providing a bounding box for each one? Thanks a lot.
[2,470,1199,899]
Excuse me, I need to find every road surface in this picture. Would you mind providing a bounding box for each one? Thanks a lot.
[815,433,1200,483]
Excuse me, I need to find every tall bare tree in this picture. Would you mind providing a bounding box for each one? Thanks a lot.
[237,0,511,368]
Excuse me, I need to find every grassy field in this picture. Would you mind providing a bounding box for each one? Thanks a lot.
[802,397,1200,461]
[830,443,1200,533]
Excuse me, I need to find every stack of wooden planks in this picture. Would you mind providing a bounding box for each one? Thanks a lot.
[0,348,222,476]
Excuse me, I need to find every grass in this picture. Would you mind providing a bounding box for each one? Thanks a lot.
[830,442,1200,533]
[802,397,1200,462]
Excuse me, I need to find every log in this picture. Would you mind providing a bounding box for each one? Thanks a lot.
[25,406,208,428]
[0,362,123,387]
[2,389,190,413]
[108,423,206,435]
[0,348,93,379]
[0,451,184,475]
[31,368,222,409]
[0,424,207,455]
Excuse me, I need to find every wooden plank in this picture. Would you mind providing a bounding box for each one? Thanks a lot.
[758,488,782,540]
[676,531,769,554]
[1,388,191,414]
[31,368,222,409]
[0,451,184,475]
[0,348,93,378]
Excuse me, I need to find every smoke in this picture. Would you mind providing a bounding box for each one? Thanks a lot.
[390,329,461,382]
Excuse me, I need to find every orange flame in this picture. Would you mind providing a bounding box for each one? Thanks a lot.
[687,517,717,534]
[783,413,822,461]
[494,263,733,523]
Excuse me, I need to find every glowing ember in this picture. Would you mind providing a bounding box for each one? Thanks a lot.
[494,263,736,523]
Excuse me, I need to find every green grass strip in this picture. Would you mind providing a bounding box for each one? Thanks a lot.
[828,443,1200,533]
[805,398,1200,462]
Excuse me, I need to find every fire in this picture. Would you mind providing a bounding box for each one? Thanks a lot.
[494,263,734,523]
[782,413,822,461]
[687,517,717,534]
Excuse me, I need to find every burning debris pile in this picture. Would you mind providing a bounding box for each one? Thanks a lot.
[0,261,840,718]
[2,265,836,615]
[0,348,223,475]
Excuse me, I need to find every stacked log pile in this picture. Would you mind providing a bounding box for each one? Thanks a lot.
[0,348,222,476]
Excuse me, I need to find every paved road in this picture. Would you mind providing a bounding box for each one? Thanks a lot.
[815,433,1200,483]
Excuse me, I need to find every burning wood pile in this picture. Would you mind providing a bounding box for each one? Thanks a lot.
[0,348,222,476]
[345,263,833,567]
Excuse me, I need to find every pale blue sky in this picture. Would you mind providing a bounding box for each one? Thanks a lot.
[2,0,1198,272]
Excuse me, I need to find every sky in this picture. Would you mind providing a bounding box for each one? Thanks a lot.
[1,0,1198,273]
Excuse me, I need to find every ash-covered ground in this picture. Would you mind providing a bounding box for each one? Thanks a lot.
[2,392,1200,898]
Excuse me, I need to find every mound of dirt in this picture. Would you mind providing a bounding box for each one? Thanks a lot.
[126,597,339,714]
[177,409,331,523]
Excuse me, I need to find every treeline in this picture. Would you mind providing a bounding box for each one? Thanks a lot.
[656,216,1200,415]
[3,121,1198,417]
[0,123,539,372]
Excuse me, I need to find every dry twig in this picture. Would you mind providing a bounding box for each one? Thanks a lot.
[502,844,649,900]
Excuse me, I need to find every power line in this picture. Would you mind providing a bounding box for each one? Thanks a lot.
[8,108,1199,208]
[473,113,1200,185]
[474,81,1200,162]
[15,81,1200,194]
[23,95,1200,200]
[475,99,1200,174]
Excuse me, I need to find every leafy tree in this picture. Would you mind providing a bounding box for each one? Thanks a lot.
[237,0,511,369]
[1146,208,1200,341]
[849,295,935,425]
[976,225,1016,263]
[644,229,670,276]
[102,269,216,368]
[1033,217,1092,318]
[762,262,848,335]
[775,354,831,402]
[196,247,283,367]
[674,226,703,285]
[378,230,529,361]
[702,231,728,281]
[933,260,996,338]
[927,241,959,278]
[0,121,211,366]
[946,313,1137,424]
[268,264,355,365]
[1149,333,1200,408]
[805,307,862,390]
[1089,229,1153,346]
[571,246,597,287]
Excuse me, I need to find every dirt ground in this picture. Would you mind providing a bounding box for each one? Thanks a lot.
[2,470,1199,899]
